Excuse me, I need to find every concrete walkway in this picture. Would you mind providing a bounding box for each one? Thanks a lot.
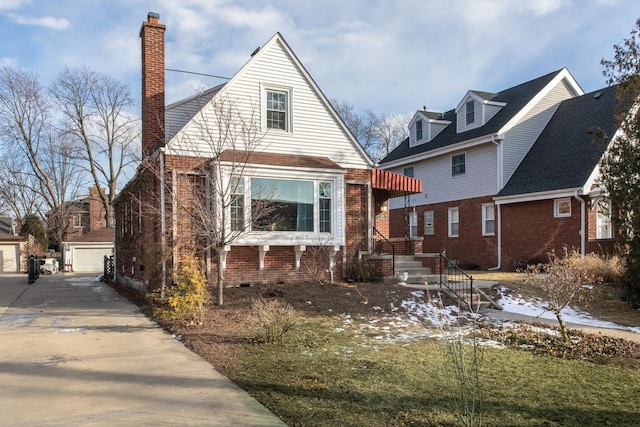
[0,273,286,427]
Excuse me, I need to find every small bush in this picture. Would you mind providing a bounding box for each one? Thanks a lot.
[248,298,300,344]
[575,251,625,284]
[345,259,383,282]
[149,255,208,326]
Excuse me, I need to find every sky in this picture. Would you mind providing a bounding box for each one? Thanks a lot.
[1,0,640,117]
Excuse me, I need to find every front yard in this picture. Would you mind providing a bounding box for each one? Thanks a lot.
[112,277,640,426]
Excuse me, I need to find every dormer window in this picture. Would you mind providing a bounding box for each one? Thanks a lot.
[416,119,423,141]
[465,100,475,125]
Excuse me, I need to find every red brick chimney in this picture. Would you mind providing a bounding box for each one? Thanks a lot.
[140,12,166,158]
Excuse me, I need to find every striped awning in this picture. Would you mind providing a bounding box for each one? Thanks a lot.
[371,168,422,197]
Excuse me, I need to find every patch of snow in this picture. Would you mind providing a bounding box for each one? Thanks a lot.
[496,286,640,334]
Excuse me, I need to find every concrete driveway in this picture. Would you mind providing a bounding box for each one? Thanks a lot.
[0,273,286,426]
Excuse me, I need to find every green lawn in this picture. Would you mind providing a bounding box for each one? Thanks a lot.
[229,316,640,427]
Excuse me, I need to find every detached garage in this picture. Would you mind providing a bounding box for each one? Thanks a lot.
[63,229,114,272]
[0,232,24,273]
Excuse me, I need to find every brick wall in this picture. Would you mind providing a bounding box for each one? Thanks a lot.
[501,198,582,269]
[389,196,498,269]
[140,14,166,159]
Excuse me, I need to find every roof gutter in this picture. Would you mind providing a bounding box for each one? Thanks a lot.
[381,132,503,169]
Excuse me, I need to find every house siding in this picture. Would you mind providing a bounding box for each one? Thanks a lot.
[501,79,575,187]
[167,38,371,170]
[389,143,497,210]
[484,104,502,123]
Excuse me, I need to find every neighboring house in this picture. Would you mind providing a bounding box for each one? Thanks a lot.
[0,216,14,235]
[62,186,114,272]
[380,69,619,270]
[113,13,420,288]
[0,231,25,273]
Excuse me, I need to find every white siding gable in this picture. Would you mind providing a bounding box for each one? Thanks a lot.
[166,34,372,170]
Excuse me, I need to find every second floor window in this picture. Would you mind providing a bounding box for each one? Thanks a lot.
[266,91,287,130]
[73,214,82,228]
[403,166,414,178]
[452,153,466,176]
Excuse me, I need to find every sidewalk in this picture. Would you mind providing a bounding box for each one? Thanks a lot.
[0,273,286,427]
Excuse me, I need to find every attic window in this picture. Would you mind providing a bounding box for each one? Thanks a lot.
[266,91,287,130]
[416,119,423,141]
[465,100,475,125]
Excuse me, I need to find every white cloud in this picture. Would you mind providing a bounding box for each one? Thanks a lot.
[7,12,70,30]
[0,0,29,11]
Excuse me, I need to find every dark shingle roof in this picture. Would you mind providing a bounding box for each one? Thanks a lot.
[380,69,566,164]
[497,85,618,197]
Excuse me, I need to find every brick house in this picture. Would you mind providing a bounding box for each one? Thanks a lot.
[113,13,420,289]
[61,186,114,272]
[380,69,619,270]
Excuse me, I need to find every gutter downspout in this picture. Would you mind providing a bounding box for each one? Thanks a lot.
[574,191,586,256]
[160,148,166,298]
[489,134,502,270]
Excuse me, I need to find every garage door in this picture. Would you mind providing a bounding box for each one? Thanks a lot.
[73,247,112,272]
[0,244,19,273]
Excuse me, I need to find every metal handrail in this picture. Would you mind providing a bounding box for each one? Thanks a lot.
[373,226,395,276]
[439,251,474,311]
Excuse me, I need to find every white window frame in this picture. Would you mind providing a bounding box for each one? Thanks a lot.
[424,210,434,236]
[73,213,83,228]
[416,119,423,141]
[482,203,495,236]
[465,100,475,125]
[261,83,293,132]
[554,198,571,218]
[452,153,466,177]
[409,211,418,238]
[224,166,345,247]
[448,207,459,237]
[596,200,612,239]
[403,166,414,178]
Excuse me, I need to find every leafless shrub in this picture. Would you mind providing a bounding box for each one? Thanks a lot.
[247,298,301,344]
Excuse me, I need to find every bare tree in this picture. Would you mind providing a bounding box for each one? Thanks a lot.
[0,66,86,247]
[50,66,139,229]
[331,98,380,156]
[0,154,44,220]
[331,98,409,163]
[157,92,275,305]
[524,250,599,342]
[371,113,410,162]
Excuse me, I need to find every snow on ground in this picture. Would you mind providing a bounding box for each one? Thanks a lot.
[336,287,640,347]
[495,286,640,334]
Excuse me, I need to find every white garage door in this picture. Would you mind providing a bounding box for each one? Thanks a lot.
[73,247,112,272]
[0,244,19,273]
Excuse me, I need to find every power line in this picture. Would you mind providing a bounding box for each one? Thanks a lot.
[165,68,230,80]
